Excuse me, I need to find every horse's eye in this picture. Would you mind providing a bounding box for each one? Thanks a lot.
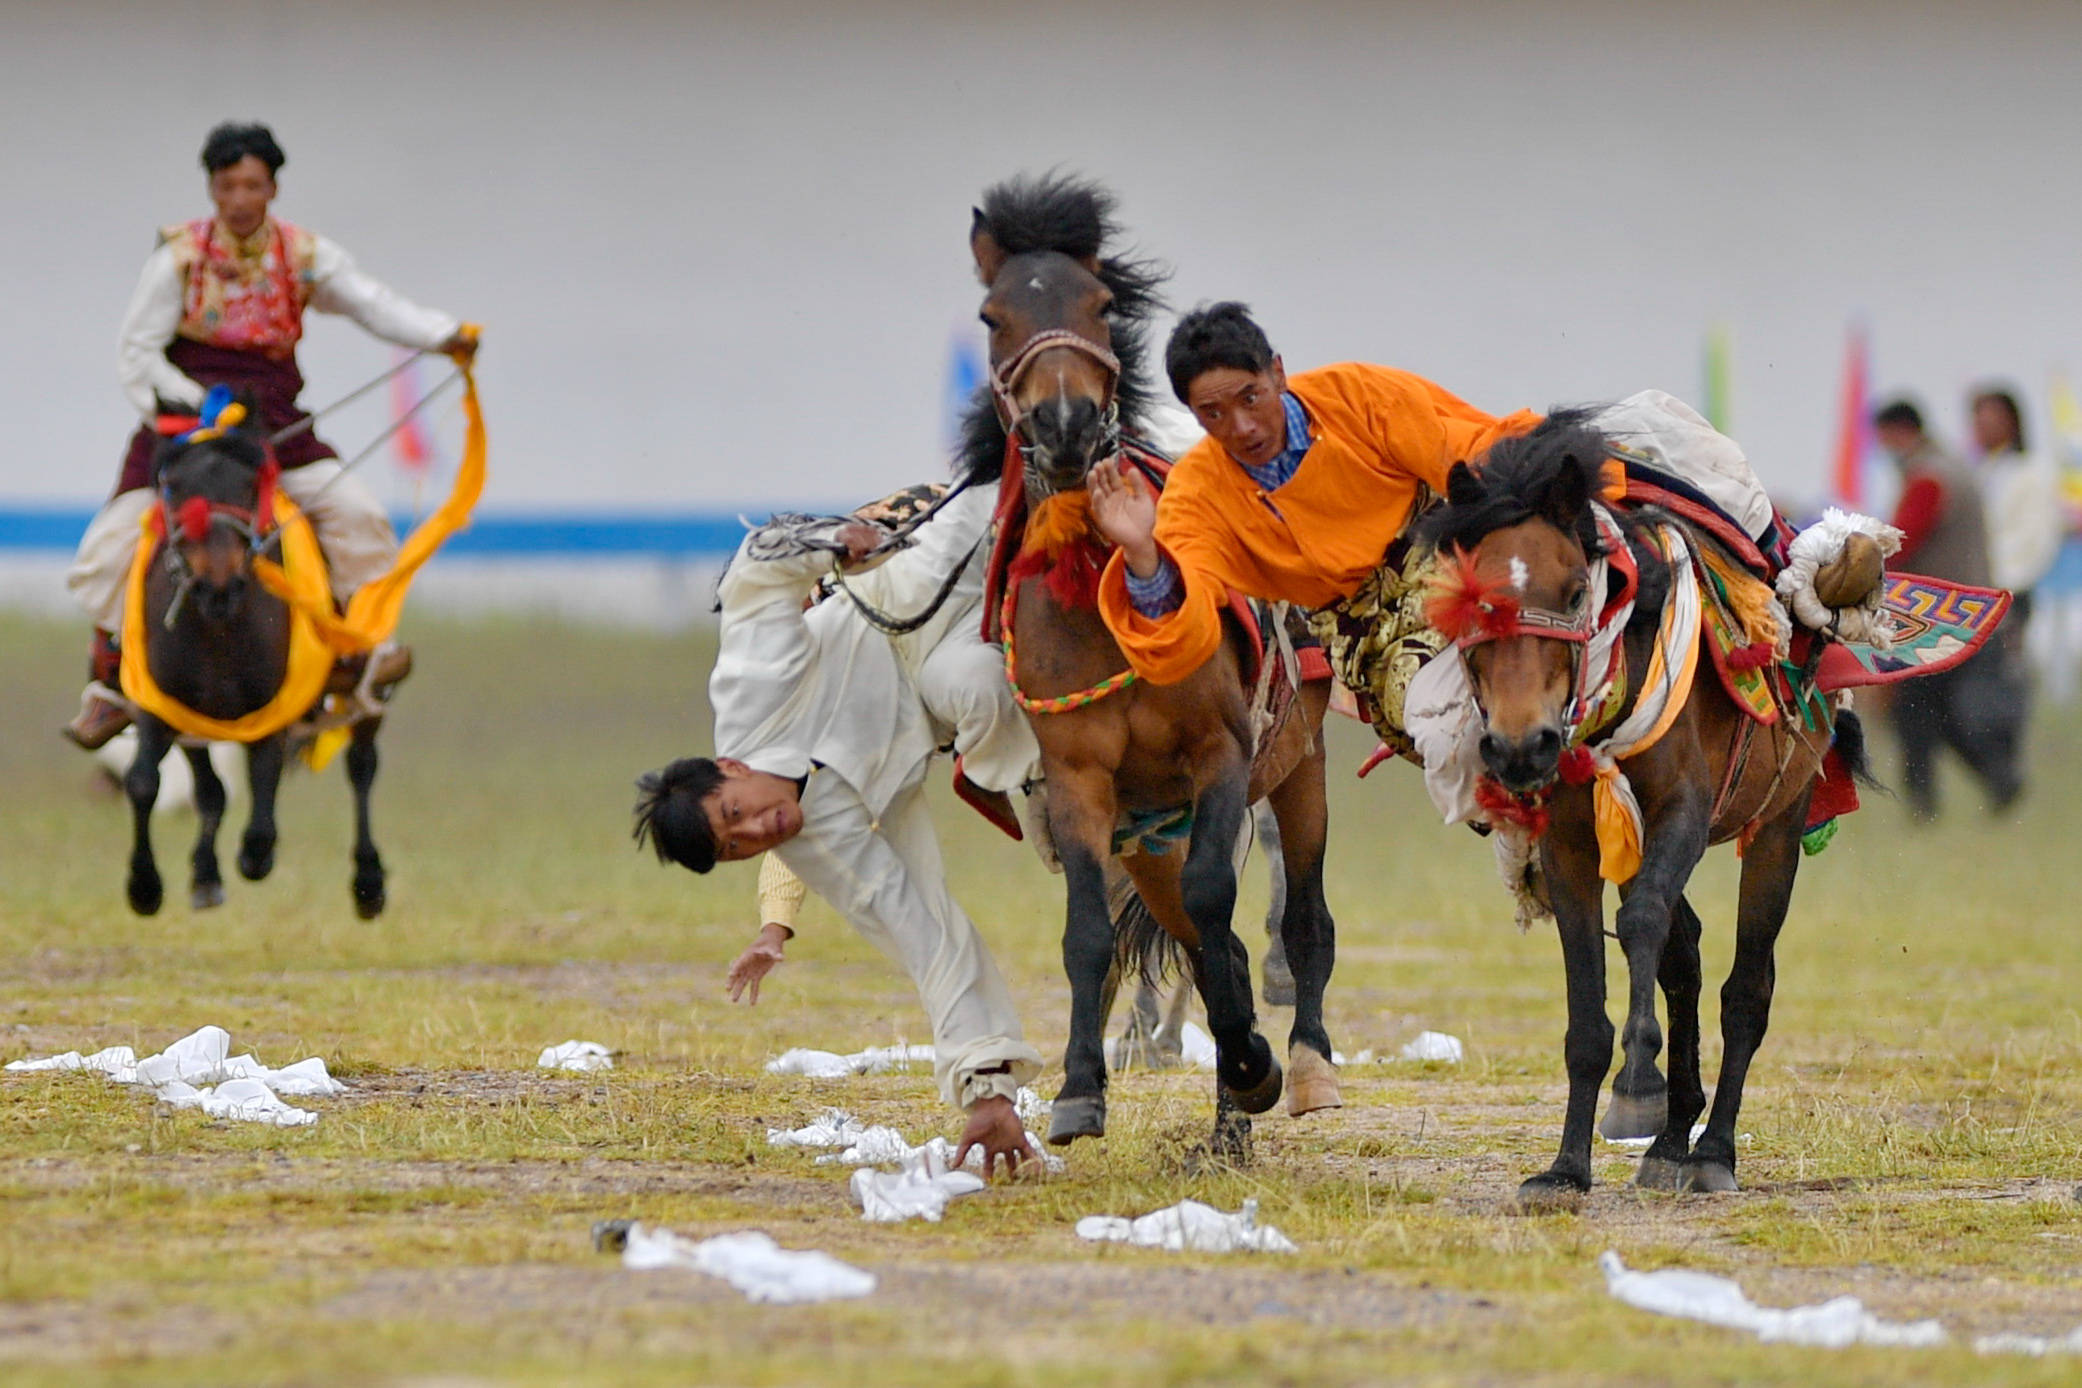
[978,312,999,332]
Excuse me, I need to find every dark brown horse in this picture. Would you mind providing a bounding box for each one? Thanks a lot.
[122,421,389,918]
[963,175,1341,1155]
[1415,413,1865,1206]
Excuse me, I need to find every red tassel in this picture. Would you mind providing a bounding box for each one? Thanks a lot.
[176,496,212,542]
[1557,744,1597,786]
[256,457,280,532]
[1474,777,1551,837]
[1007,540,1106,610]
[1727,642,1775,671]
[1425,546,1521,644]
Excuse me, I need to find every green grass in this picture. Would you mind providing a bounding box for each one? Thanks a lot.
[3,611,2081,1386]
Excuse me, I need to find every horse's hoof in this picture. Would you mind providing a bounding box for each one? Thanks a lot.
[1285,1045,1342,1116]
[190,882,226,911]
[1223,1045,1283,1116]
[1262,955,1296,1008]
[1513,1172,1589,1214]
[1187,1114,1253,1171]
[1678,1160,1739,1194]
[353,887,386,920]
[1046,1095,1106,1146]
[128,875,163,917]
[238,843,274,881]
[1633,1156,1686,1191]
[1599,1091,1669,1141]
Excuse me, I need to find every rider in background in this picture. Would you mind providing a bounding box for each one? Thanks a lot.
[63,120,476,748]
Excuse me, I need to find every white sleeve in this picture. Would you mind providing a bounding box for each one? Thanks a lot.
[117,244,203,420]
[776,778,1041,1110]
[708,540,834,780]
[305,235,460,351]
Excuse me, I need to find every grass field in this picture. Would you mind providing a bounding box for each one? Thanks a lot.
[4,609,2081,1387]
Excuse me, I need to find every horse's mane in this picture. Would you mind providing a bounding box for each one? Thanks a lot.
[954,172,1168,486]
[1414,408,1670,628]
[154,427,268,497]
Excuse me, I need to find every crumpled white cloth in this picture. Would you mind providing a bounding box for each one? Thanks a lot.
[766,1107,868,1149]
[622,1224,875,1303]
[7,1025,341,1126]
[1331,1031,1465,1065]
[1976,1327,2082,1356]
[764,1043,936,1078]
[537,1040,614,1072]
[1076,1198,1297,1254]
[849,1140,988,1223]
[1598,1251,1946,1348]
[1600,1122,1751,1149]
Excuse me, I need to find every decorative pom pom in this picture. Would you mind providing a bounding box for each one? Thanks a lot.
[175,496,212,543]
[1425,547,1522,644]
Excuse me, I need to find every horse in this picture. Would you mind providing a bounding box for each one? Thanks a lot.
[962,173,1341,1156]
[1412,412,1865,1206]
[120,419,390,919]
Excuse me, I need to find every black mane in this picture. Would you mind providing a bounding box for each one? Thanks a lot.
[955,172,1168,485]
[1414,408,1670,629]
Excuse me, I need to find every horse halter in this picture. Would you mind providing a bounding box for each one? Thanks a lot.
[154,457,281,626]
[989,327,1123,489]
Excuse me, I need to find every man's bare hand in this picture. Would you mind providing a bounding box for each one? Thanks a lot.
[1087,458,1160,576]
[835,520,885,569]
[953,1094,1037,1181]
[725,922,791,1004]
[441,324,480,364]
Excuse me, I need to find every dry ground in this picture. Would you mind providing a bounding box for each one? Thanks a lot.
[3,612,2080,1386]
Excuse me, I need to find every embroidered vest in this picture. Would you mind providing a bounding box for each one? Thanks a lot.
[160,217,318,358]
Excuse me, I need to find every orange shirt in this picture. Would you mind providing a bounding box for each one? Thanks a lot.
[1097,362,1539,684]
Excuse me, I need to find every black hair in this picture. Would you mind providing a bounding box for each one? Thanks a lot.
[633,758,727,874]
[1872,398,1924,433]
[1165,301,1276,403]
[1970,387,2028,453]
[200,122,286,176]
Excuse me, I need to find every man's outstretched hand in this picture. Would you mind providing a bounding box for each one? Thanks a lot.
[725,923,790,1004]
[1088,456,1160,577]
[954,1094,1037,1181]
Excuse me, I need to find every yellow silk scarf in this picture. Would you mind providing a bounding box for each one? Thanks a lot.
[119,349,487,743]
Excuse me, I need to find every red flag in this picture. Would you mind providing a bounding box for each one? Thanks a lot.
[1830,324,1870,507]
[389,348,433,473]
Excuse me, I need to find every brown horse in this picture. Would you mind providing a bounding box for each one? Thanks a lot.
[962,174,1341,1155]
[1414,412,1865,1206]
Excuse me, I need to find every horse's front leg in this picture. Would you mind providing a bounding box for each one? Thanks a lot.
[346,716,386,918]
[1181,771,1280,1113]
[1603,786,1708,1143]
[124,716,175,915]
[1253,803,1295,1006]
[238,733,285,881]
[1686,786,1811,1193]
[1635,894,1707,1189]
[1044,765,1121,1146]
[183,743,228,910]
[1517,804,1609,1209]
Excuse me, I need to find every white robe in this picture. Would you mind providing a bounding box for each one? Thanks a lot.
[711,492,1042,1110]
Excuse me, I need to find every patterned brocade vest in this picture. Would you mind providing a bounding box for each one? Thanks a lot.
[159,217,319,359]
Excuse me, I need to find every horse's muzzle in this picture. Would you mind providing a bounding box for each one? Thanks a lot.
[1023,396,1107,488]
[195,574,248,622]
[1480,726,1563,794]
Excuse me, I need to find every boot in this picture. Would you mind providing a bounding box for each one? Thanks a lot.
[327,643,414,698]
[61,632,132,750]
[951,755,1023,841]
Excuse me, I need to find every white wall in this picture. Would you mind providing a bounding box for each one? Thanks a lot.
[3,0,2078,517]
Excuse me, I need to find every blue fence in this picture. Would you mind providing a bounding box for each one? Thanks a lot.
[0,506,814,559]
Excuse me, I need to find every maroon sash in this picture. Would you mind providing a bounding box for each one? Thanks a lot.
[112,340,336,496]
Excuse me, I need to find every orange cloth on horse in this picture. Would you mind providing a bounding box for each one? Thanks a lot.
[1096,362,1540,685]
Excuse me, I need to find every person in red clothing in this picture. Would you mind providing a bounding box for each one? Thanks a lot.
[1873,398,2024,818]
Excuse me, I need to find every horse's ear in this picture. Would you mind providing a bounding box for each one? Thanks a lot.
[1540,450,1594,527]
[1445,461,1485,507]
[971,209,1006,286]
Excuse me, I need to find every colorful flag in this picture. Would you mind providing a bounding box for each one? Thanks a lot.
[389,348,435,474]
[1829,323,1871,507]
[1701,324,1732,433]
[942,329,985,455]
[2050,372,2082,528]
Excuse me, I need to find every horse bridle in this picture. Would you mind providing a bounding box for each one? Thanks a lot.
[989,326,1124,491]
[154,462,279,628]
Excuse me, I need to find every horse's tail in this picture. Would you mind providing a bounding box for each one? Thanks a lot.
[1831,706,1886,791]
[1105,866,1189,986]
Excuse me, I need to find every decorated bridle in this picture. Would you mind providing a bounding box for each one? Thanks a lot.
[988,324,1124,496]
[150,387,282,625]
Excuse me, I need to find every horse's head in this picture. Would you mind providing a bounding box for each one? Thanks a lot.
[153,417,276,622]
[966,174,1164,497]
[1417,414,1615,794]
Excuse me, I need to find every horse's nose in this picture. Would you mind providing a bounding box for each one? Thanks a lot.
[1479,726,1563,793]
[1027,396,1103,478]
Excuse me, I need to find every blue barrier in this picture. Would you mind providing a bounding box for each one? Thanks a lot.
[0,506,833,558]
